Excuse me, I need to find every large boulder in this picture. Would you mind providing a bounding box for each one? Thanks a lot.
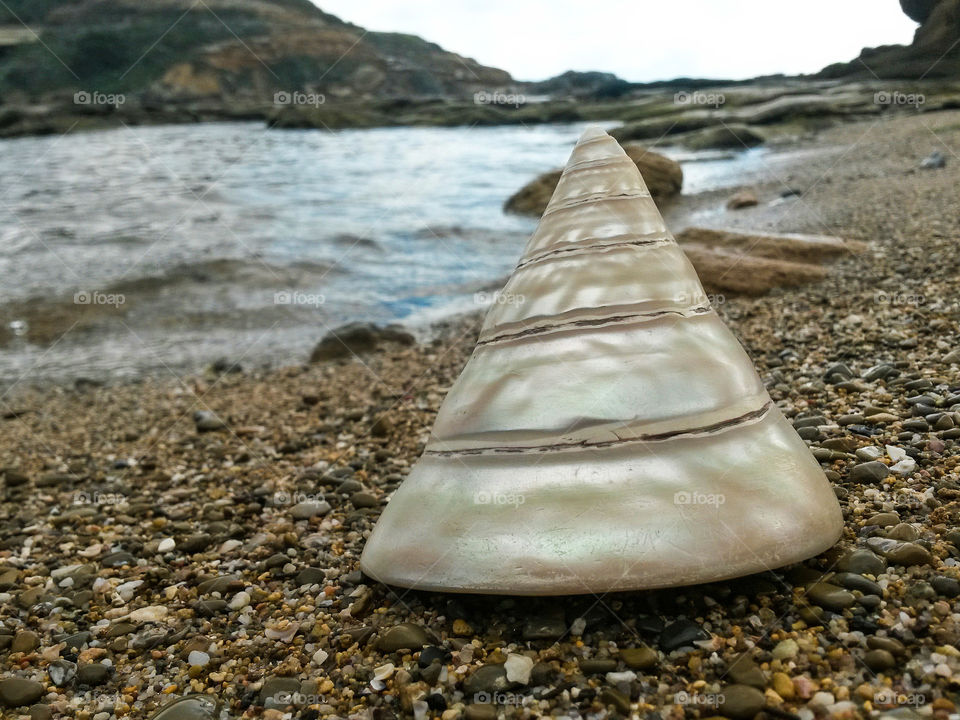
[913,0,960,51]
[504,145,682,216]
[901,0,940,23]
[310,322,415,362]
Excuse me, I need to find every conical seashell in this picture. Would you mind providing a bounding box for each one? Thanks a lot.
[360,127,842,595]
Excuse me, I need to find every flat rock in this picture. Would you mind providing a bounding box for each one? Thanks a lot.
[850,461,889,483]
[379,623,429,652]
[0,678,45,707]
[838,548,886,575]
[719,684,766,719]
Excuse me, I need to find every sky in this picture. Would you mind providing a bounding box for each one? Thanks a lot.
[312,1,917,82]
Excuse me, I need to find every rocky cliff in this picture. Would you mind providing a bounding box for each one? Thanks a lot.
[0,0,512,102]
[820,0,960,78]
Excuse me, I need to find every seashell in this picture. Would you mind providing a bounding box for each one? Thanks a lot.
[360,126,842,595]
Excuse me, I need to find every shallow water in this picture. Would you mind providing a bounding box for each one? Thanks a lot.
[0,120,783,388]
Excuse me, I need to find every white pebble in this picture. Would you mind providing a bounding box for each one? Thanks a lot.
[188,650,210,667]
[127,605,168,623]
[79,543,102,558]
[856,446,883,461]
[218,539,242,553]
[891,458,917,476]
[885,445,906,462]
[228,591,251,610]
[116,580,143,602]
[374,662,395,681]
[570,617,586,635]
[312,649,329,666]
[505,653,534,684]
[157,538,175,552]
[809,692,836,707]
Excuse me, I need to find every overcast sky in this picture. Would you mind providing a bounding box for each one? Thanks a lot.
[312,1,917,82]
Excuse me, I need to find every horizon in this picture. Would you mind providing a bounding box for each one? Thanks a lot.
[312,1,918,83]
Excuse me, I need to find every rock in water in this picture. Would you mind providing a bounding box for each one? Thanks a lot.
[503,144,681,216]
[727,190,759,209]
[360,126,843,594]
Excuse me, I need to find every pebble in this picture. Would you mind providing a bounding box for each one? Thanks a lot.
[810,691,836,707]
[805,582,856,610]
[464,706,497,720]
[187,650,210,666]
[619,645,658,670]
[771,638,799,660]
[837,548,885,575]
[719,684,766,719]
[850,460,889,483]
[349,492,379,508]
[379,623,429,652]
[193,410,227,431]
[228,591,251,609]
[48,660,77,687]
[864,648,895,671]
[157,538,175,552]
[29,705,53,720]
[886,523,919,541]
[0,679,45,708]
[504,653,533,684]
[883,541,931,566]
[728,655,765,688]
[659,619,709,651]
[290,500,331,519]
[463,664,508,696]
[11,630,39,654]
[599,687,631,714]
[579,658,618,674]
[930,576,960,597]
[772,671,795,699]
[76,663,111,685]
[856,446,883,461]
[866,512,899,527]
[522,610,566,640]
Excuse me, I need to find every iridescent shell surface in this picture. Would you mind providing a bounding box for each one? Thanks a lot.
[360,127,843,595]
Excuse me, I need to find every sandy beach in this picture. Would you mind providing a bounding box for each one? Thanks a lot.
[2,109,960,718]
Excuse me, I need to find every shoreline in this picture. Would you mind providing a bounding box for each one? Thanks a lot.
[2,110,960,717]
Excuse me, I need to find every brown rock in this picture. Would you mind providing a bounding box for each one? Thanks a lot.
[503,145,682,216]
[727,190,759,209]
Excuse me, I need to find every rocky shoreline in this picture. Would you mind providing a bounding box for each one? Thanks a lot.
[2,110,960,719]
